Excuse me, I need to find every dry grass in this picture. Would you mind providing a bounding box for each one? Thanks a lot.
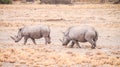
[0,46,120,66]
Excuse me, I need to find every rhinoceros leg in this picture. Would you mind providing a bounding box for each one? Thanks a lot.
[44,36,48,44]
[75,41,81,48]
[69,41,75,48]
[72,40,81,48]
[44,36,51,45]
[31,38,36,45]
[93,41,96,48]
[24,36,28,45]
[88,40,95,49]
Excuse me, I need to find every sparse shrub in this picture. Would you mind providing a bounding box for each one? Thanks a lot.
[113,0,120,4]
[40,0,71,4]
[0,0,12,4]
[55,0,72,4]
[26,0,34,2]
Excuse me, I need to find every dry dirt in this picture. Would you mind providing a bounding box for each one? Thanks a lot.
[0,4,120,67]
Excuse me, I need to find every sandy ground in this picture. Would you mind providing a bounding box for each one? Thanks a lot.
[0,4,120,67]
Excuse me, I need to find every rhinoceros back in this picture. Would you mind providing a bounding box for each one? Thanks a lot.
[21,25,50,39]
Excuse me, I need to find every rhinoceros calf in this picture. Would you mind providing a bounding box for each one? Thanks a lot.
[60,25,98,49]
[11,25,51,45]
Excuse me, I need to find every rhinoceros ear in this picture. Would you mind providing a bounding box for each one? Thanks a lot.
[19,28,22,31]
[61,31,65,35]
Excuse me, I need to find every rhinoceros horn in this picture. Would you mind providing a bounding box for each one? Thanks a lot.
[10,36,15,40]
[10,35,17,41]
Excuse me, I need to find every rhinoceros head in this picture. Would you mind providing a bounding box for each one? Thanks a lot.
[60,32,70,46]
[10,35,19,42]
[10,28,23,43]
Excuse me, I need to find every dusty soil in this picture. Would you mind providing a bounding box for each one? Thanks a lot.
[0,4,120,67]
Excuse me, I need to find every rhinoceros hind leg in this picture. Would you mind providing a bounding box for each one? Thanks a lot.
[88,40,96,49]
[31,38,36,45]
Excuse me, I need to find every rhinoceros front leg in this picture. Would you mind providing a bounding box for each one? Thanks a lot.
[70,40,81,48]
[24,36,28,45]
[73,40,81,48]
[76,41,81,48]
[69,41,75,48]
[31,38,36,45]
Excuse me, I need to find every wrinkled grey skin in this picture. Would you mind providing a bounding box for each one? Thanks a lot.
[61,25,98,49]
[11,25,51,45]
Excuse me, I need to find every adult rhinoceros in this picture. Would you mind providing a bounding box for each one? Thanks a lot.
[11,25,51,45]
[60,25,98,49]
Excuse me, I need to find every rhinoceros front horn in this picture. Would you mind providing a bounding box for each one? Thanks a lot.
[10,36,15,40]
